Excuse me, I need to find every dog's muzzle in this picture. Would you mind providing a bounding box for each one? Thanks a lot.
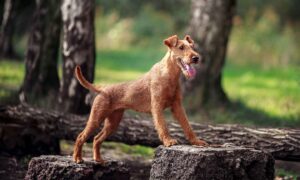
[177,57,197,79]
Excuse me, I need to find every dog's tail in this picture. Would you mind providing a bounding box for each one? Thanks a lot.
[75,65,102,93]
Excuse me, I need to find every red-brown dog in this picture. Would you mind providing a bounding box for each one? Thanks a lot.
[73,35,208,163]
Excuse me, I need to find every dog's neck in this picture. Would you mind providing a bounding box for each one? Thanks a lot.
[160,51,181,79]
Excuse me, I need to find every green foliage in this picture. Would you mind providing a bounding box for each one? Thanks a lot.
[237,0,300,23]
[96,0,146,17]
[95,4,177,49]
[132,5,174,40]
[229,8,300,68]
[96,0,189,27]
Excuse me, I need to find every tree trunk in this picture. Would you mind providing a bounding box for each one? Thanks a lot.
[0,0,19,59]
[1,105,300,161]
[150,145,274,180]
[0,1,3,22]
[182,0,236,111]
[59,0,96,114]
[19,0,61,106]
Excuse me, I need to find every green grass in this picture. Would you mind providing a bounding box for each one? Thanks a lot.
[1,48,299,127]
[0,60,24,87]
[185,63,300,127]
[224,63,300,118]
[0,60,24,99]
[276,168,299,180]
[102,142,154,158]
[94,48,165,83]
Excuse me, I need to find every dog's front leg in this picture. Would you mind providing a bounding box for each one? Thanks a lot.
[171,91,208,146]
[151,100,177,147]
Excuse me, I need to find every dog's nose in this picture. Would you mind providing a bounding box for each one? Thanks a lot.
[192,56,199,63]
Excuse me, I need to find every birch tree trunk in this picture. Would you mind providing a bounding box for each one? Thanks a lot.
[19,0,61,105]
[182,0,236,111]
[0,0,19,59]
[59,0,96,114]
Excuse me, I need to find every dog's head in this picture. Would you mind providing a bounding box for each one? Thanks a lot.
[164,35,204,79]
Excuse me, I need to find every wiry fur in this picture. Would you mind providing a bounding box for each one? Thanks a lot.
[73,35,208,164]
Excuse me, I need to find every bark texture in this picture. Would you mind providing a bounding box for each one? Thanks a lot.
[59,0,96,114]
[25,155,130,180]
[0,108,60,156]
[0,105,300,161]
[182,0,236,111]
[0,0,19,59]
[150,145,274,180]
[19,0,61,104]
[0,156,26,180]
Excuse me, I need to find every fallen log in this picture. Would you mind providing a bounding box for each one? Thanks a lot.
[150,145,274,180]
[25,155,130,180]
[0,156,27,180]
[0,105,300,161]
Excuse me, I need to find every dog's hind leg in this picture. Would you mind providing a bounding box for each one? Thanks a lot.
[73,95,111,163]
[93,109,124,164]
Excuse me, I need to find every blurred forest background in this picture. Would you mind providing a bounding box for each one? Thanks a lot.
[0,0,299,127]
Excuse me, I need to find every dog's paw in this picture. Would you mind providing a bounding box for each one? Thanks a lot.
[191,139,208,147]
[94,158,106,165]
[74,156,84,164]
[163,138,178,147]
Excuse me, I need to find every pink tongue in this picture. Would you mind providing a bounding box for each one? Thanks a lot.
[185,64,196,78]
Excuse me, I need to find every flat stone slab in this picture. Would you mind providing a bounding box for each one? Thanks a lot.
[25,155,130,180]
[150,145,274,180]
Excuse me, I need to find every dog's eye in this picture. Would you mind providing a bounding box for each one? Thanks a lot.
[179,45,184,50]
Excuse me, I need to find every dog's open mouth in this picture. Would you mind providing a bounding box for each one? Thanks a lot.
[179,59,196,79]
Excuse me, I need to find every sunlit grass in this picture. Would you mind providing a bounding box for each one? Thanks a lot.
[0,60,24,87]
[224,62,300,119]
[96,48,164,71]
[223,63,300,122]
[0,61,24,102]
[102,142,154,158]
[94,48,164,84]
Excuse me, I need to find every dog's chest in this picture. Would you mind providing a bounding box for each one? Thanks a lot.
[162,85,177,108]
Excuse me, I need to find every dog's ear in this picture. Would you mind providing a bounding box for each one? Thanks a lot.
[184,35,194,45]
[164,35,178,48]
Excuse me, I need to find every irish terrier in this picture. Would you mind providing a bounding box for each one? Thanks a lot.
[73,35,208,164]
